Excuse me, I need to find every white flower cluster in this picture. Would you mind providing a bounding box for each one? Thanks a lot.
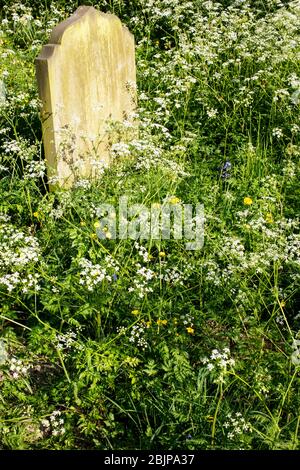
[128,263,155,298]
[202,347,235,374]
[134,242,152,262]
[110,142,131,158]
[89,158,109,178]
[288,73,300,89]
[0,213,13,225]
[284,235,300,265]
[49,207,64,219]
[222,238,245,259]
[0,223,40,269]
[253,368,272,396]
[116,326,127,336]
[55,331,77,351]
[207,107,218,118]
[224,412,252,440]
[0,219,40,293]
[0,272,40,293]
[1,137,45,180]
[2,138,38,162]
[78,256,119,292]
[204,260,221,287]
[291,124,300,134]
[73,179,91,189]
[273,88,289,102]
[129,323,148,350]
[272,128,283,138]
[158,267,184,285]
[114,136,187,178]
[135,153,188,178]
[41,410,65,437]
[2,139,22,154]
[23,160,46,180]
[180,312,194,326]
[9,357,31,379]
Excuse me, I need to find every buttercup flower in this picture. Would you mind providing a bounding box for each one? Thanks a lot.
[168,196,181,204]
[157,319,168,326]
[243,197,253,205]
[186,326,194,334]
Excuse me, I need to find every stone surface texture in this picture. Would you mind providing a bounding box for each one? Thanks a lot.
[36,6,136,188]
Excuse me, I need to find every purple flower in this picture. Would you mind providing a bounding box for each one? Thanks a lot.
[223,161,231,170]
[221,161,232,179]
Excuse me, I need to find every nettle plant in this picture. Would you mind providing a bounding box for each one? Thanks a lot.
[0,0,300,450]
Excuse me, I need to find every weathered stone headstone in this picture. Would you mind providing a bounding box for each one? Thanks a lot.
[36,6,136,188]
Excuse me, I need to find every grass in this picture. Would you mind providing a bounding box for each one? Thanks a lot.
[0,0,300,450]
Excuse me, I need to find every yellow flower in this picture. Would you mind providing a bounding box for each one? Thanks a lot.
[243,197,253,205]
[33,211,39,218]
[186,326,194,334]
[159,251,166,257]
[93,221,101,229]
[280,300,286,308]
[157,319,167,326]
[91,233,98,240]
[80,220,86,226]
[131,309,140,316]
[105,231,112,239]
[265,213,273,224]
[169,196,181,204]
[146,321,151,328]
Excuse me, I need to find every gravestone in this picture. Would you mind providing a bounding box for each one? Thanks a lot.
[36,6,136,188]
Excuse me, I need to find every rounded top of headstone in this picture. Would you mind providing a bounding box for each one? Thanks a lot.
[48,6,133,45]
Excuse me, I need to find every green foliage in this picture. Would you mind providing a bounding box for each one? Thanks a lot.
[0,0,300,450]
